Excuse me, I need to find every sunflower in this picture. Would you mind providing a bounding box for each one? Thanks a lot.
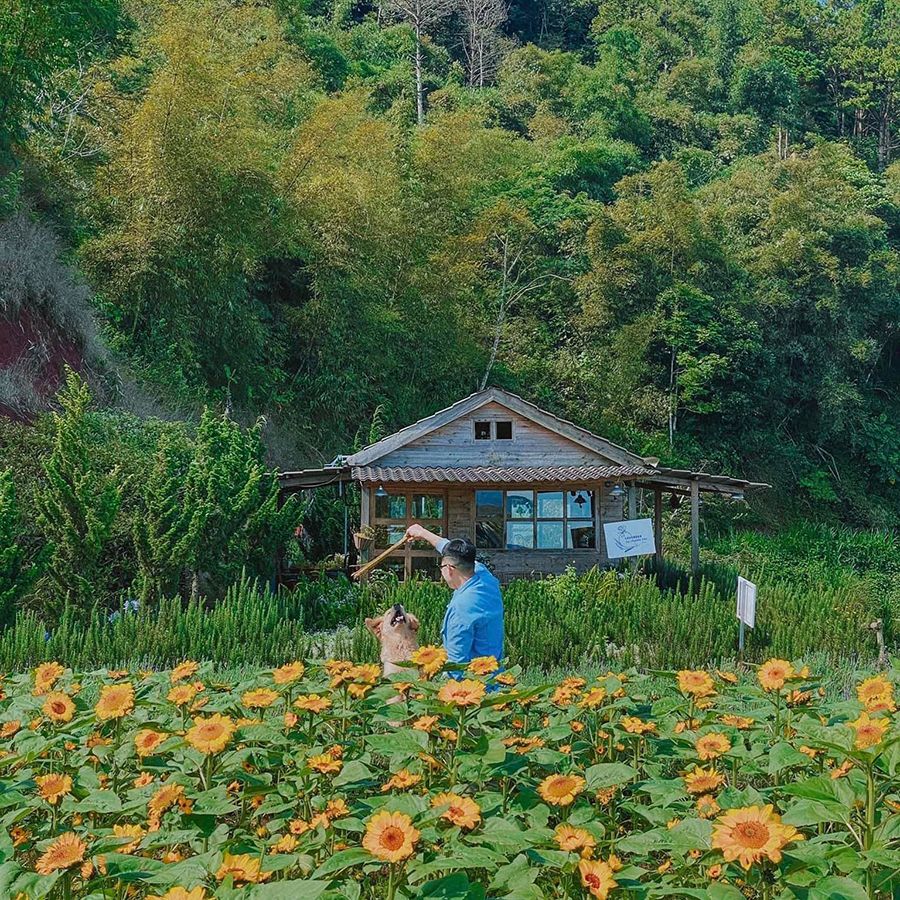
[381,770,423,792]
[431,792,482,829]
[185,714,235,754]
[0,719,21,738]
[349,663,380,685]
[294,694,331,713]
[241,688,279,709]
[538,773,586,806]
[719,714,754,729]
[273,661,305,685]
[695,732,732,760]
[716,670,739,684]
[36,773,72,805]
[580,687,607,709]
[362,810,420,863]
[42,692,75,723]
[167,683,201,706]
[757,659,794,692]
[216,852,271,884]
[554,824,596,857]
[412,715,439,732]
[133,772,154,788]
[467,656,499,676]
[711,804,804,870]
[270,834,298,854]
[148,783,186,828]
[112,824,145,854]
[677,670,716,698]
[848,712,890,750]
[33,661,65,696]
[326,797,351,820]
[170,661,200,684]
[496,672,517,686]
[578,859,617,899]
[696,794,721,819]
[94,683,135,721]
[438,679,486,707]
[684,766,725,794]
[135,729,168,757]
[148,888,208,900]
[309,753,343,774]
[411,646,448,678]
[856,676,895,713]
[620,716,656,735]
[35,832,86,875]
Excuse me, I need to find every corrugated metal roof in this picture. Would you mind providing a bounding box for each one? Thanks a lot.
[351,465,657,484]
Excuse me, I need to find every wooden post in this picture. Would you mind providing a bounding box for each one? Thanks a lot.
[627,482,637,520]
[654,489,663,566]
[690,480,700,576]
[360,487,371,564]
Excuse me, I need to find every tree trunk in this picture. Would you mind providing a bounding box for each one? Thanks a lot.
[415,24,425,125]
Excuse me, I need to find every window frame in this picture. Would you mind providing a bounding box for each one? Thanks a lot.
[475,487,597,551]
[472,420,515,441]
[370,487,449,578]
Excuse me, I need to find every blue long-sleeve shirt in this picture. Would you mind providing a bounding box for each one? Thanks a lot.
[435,538,504,666]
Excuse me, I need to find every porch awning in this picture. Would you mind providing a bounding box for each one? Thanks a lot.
[352,465,657,483]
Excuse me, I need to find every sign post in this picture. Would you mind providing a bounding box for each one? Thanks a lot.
[736,576,756,662]
[602,518,656,560]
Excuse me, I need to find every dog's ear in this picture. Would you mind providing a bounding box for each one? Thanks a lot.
[364,617,383,637]
[406,613,420,632]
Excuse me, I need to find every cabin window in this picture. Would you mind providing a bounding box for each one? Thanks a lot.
[370,489,448,577]
[473,420,514,440]
[474,421,492,440]
[475,488,596,550]
[495,420,513,440]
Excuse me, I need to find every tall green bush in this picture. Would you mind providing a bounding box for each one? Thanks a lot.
[34,371,123,615]
[0,469,40,626]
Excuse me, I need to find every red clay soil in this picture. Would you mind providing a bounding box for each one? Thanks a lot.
[0,308,85,421]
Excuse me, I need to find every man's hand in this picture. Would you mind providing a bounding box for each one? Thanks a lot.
[405,523,440,547]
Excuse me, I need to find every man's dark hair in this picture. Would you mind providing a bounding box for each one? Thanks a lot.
[441,538,476,575]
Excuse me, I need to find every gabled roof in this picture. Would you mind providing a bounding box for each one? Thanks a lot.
[344,388,649,468]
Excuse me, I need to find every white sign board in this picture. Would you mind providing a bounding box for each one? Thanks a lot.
[737,576,757,629]
[603,518,656,559]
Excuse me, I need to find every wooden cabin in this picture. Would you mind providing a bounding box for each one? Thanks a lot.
[280,389,765,581]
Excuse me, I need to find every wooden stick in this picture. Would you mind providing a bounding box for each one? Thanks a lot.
[352,535,410,580]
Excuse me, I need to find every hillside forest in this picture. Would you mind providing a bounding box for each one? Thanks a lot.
[0,0,898,615]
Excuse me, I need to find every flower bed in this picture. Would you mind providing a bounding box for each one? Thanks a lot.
[1,653,898,898]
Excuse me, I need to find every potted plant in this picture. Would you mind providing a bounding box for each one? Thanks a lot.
[352,524,377,552]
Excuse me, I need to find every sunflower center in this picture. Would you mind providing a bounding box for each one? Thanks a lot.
[381,826,405,851]
[585,873,601,887]
[734,821,770,848]
[549,777,574,796]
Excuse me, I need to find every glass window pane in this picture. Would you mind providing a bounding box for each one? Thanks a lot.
[413,494,444,519]
[474,421,491,440]
[386,525,407,545]
[537,491,563,518]
[476,518,503,548]
[476,490,503,517]
[567,489,593,519]
[506,521,534,549]
[506,490,534,519]
[567,524,596,549]
[410,523,442,549]
[375,494,407,520]
[496,421,512,440]
[537,521,564,548]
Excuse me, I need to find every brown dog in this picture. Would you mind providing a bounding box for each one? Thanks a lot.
[364,603,420,677]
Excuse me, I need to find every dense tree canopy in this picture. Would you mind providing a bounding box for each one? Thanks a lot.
[3,0,899,523]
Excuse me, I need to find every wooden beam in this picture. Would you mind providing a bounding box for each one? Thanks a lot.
[690,480,700,576]
[654,489,663,565]
[627,482,637,520]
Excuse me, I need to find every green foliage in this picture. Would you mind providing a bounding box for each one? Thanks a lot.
[34,371,123,615]
[0,469,40,626]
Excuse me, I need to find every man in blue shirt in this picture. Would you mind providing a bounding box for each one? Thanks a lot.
[404,524,504,668]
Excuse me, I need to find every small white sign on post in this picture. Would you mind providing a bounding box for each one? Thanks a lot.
[603,518,656,559]
[736,576,756,659]
[736,576,757,628]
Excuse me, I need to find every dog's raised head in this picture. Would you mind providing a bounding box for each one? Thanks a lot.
[365,603,420,676]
